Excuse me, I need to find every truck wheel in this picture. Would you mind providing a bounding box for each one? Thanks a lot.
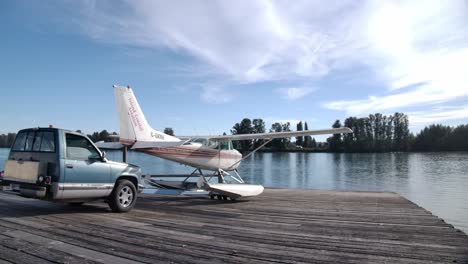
[108,179,137,213]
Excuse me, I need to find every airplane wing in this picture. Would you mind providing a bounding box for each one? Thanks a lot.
[208,127,353,141]
[95,127,352,148]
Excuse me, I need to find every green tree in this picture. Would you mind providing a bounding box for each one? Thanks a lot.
[231,118,253,152]
[383,114,394,151]
[252,118,266,148]
[311,138,317,149]
[303,122,312,148]
[412,124,452,151]
[296,121,303,146]
[87,132,100,142]
[343,117,357,152]
[327,120,343,152]
[86,130,116,142]
[99,130,110,142]
[282,122,291,149]
[393,112,410,151]
[269,122,284,149]
[445,125,468,151]
[0,134,7,148]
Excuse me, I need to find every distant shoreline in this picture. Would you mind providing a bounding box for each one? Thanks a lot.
[2,147,466,154]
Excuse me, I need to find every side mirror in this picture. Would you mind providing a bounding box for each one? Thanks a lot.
[101,151,107,161]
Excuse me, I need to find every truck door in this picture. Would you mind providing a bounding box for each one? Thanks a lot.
[62,133,112,199]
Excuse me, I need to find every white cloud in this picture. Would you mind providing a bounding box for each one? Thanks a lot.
[322,0,468,122]
[68,0,371,83]
[409,106,468,124]
[200,86,233,104]
[67,0,468,114]
[276,87,316,100]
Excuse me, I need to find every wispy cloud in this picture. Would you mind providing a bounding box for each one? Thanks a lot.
[65,1,369,83]
[321,0,468,123]
[409,105,468,124]
[276,87,316,101]
[200,86,233,104]
[64,0,468,119]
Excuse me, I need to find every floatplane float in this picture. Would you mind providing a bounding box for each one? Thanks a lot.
[96,85,352,200]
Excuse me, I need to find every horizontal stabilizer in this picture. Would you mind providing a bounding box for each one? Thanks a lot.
[95,141,124,150]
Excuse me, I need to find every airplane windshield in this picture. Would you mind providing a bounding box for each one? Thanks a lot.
[190,138,208,145]
[189,138,233,150]
[208,140,232,150]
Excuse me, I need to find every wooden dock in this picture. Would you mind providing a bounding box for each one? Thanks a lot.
[0,189,467,264]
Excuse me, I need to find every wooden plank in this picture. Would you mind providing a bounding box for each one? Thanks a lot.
[0,189,467,264]
[0,244,54,264]
[0,236,101,264]
[3,230,142,264]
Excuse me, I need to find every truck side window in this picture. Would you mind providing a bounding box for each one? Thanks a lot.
[66,134,99,160]
[40,132,55,152]
[12,132,27,151]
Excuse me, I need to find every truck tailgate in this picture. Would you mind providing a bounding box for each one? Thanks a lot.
[3,160,45,184]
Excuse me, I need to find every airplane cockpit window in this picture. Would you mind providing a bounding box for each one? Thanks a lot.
[189,138,233,150]
[191,138,208,146]
[219,141,231,150]
[207,140,218,149]
[207,140,232,150]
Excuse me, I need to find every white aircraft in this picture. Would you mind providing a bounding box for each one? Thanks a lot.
[96,85,352,200]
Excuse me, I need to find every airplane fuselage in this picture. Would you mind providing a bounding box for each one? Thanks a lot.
[139,143,243,171]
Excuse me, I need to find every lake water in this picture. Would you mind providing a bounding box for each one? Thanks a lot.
[1,148,467,234]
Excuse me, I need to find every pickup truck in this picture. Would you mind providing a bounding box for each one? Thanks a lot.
[0,127,144,212]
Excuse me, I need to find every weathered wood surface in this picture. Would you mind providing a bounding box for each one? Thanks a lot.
[0,189,467,264]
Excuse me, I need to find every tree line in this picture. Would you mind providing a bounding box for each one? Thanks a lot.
[326,112,468,152]
[1,116,468,152]
[327,112,411,152]
[230,114,468,153]
[0,133,16,148]
[230,118,318,152]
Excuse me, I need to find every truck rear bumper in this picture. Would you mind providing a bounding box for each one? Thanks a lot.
[1,179,47,199]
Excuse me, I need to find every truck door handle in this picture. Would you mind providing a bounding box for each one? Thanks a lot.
[66,164,73,168]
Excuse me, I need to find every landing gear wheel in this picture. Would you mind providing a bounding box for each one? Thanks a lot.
[210,195,215,199]
[108,179,137,213]
[222,195,228,200]
[217,195,223,200]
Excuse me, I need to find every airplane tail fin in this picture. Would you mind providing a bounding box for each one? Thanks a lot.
[113,85,181,147]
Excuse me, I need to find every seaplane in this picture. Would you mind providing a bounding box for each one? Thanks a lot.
[96,85,352,200]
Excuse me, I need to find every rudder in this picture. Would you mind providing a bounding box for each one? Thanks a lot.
[113,85,181,145]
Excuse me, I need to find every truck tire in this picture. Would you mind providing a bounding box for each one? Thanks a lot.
[108,179,137,213]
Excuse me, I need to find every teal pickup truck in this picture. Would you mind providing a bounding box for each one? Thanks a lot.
[0,127,144,212]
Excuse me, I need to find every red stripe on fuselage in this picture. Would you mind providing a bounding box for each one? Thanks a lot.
[140,146,241,159]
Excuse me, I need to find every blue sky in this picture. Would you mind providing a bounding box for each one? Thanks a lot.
[1,1,468,139]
